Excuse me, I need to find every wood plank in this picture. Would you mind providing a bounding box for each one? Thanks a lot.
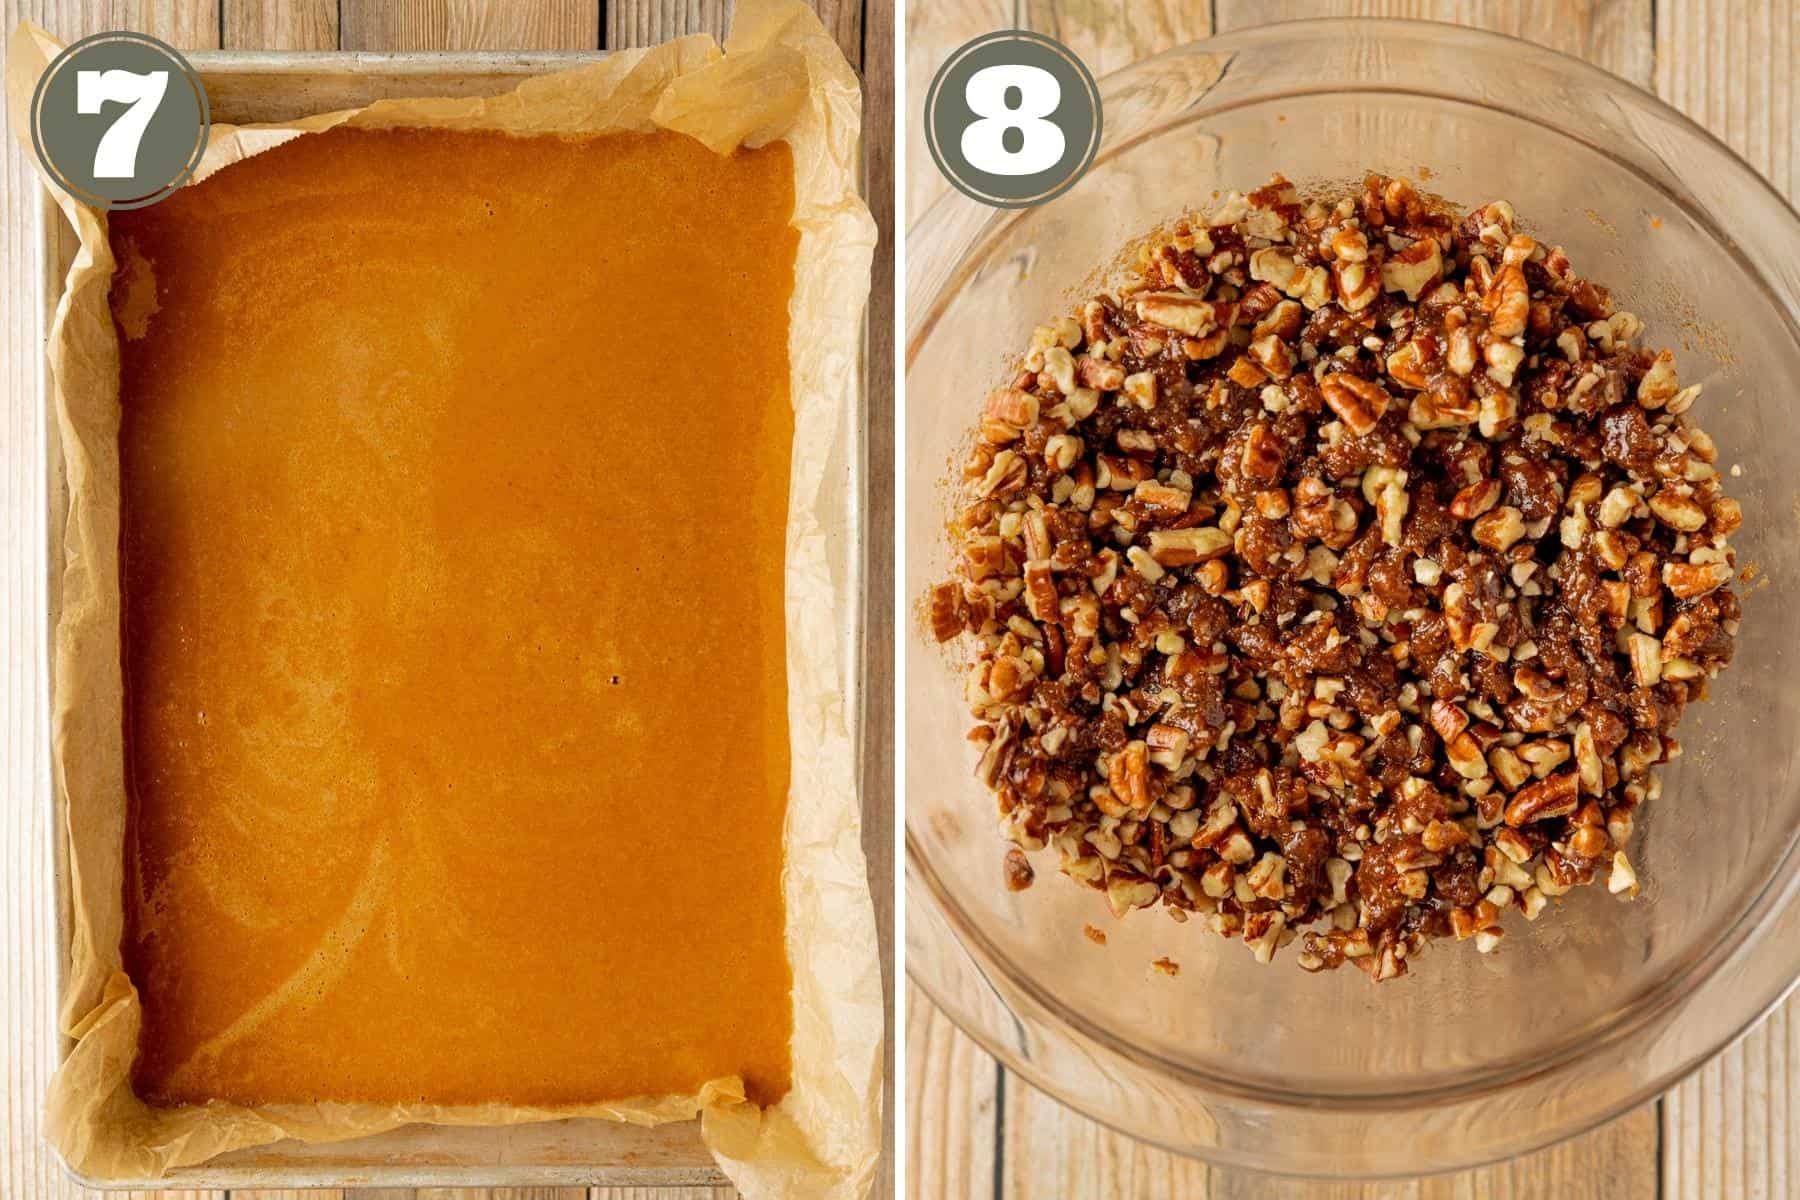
[3,0,219,1193]
[1225,1109,1656,1199]
[604,0,862,63]
[22,0,222,49]
[221,0,340,50]
[407,1188,590,1199]
[606,1,729,50]
[340,0,600,51]
[862,0,896,1196]
[0,108,79,1169]
[999,1076,1211,1199]
[1000,1077,1658,1199]
[99,0,222,48]
[1655,0,1796,218]
[904,982,998,1200]
[1212,0,1654,88]
[229,1190,347,1199]
[901,0,1010,222]
[1021,0,1210,76]
[591,1189,739,1199]
[1664,1003,1797,1200]
[1653,7,1797,1196]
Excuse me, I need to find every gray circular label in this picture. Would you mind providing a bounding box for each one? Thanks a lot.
[30,31,209,211]
[923,30,1102,210]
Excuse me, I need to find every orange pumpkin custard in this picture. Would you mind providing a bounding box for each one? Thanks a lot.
[110,127,797,1108]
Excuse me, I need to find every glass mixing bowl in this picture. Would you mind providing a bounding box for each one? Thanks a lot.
[905,19,1800,1177]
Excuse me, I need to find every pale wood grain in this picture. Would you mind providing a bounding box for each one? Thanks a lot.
[339,1,599,51]
[1213,0,1654,87]
[1652,12,1798,1197]
[331,1187,590,1194]
[420,1188,589,1199]
[591,1190,738,1199]
[1021,0,1210,75]
[901,0,1009,221]
[1221,1110,1657,1200]
[607,1,729,50]
[904,982,998,1200]
[1,0,220,1193]
[1655,0,1797,226]
[229,1190,347,1199]
[861,2,897,1198]
[19,0,221,49]
[0,150,63,1200]
[999,1065,1657,1198]
[95,0,221,48]
[221,0,339,50]
[472,1188,588,1199]
[605,0,862,62]
[359,1189,592,1200]
[1664,1002,1798,1199]
[1000,1076,1211,1199]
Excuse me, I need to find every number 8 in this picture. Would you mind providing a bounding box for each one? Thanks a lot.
[961,64,1064,176]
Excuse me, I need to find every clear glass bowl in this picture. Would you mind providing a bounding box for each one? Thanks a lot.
[905,19,1800,1177]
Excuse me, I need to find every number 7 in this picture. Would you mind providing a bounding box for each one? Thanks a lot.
[76,68,169,179]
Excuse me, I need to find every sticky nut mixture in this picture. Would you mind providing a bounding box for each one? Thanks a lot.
[930,174,1744,981]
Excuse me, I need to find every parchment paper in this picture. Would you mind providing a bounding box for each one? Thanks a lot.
[5,4,881,1195]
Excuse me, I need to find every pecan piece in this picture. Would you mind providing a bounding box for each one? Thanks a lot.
[1321,373,1392,436]
[1504,772,1580,827]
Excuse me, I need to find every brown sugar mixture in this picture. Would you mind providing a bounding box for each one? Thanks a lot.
[932,175,1744,981]
[112,127,797,1105]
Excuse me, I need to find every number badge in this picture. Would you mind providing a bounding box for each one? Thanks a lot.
[29,31,209,211]
[923,30,1101,209]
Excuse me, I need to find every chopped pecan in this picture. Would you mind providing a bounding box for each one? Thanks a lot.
[1148,526,1232,566]
[1663,560,1733,599]
[932,173,1743,981]
[1504,772,1580,827]
[1003,847,1036,891]
[1136,292,1223,338]
[1321,373,1392,436]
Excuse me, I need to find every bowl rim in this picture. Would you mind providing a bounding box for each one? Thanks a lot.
[904,13,1800,1175]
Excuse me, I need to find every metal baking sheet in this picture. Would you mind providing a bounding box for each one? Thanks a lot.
[40,48,868,1191]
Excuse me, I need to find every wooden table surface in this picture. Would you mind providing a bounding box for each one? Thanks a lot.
[905,1,1797,1197]
[0,2,893,1199]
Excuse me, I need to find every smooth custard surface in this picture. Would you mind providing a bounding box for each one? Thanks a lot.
[112,127,796,1108]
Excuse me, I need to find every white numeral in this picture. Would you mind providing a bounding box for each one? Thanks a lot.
[76,68,169,179]
[961,64,1064,176]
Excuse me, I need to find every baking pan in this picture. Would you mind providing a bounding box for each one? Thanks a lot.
[40,48,869,1190]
